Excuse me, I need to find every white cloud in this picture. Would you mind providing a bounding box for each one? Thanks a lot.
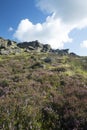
[14,16,73,49]
[37,0,87,26]
[80,40,87,48]
[8,27,13,32]
[14,0,87,49]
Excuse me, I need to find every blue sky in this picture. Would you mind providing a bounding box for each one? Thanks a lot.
[0,0,87,56]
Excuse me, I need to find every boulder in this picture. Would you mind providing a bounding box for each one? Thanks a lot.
[0,37,21,55]
[32,40,43,49]
[0,37,7,49]
[0,49,10,55]
[0,37,17,49]
[51,49,69,55]
[7,40,12,46]
[70,52,77,56]
[28,46,35,50]
[18,40,52,52]
[18,40,43,49]
[44,57,53,63]
[42,44,51,52]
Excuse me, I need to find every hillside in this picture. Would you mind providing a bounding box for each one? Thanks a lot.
[0,37,87,130]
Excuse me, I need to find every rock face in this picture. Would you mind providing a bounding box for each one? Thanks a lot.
[18,40,42,48]
[0,37,17,49]
[18,40,51,52]
[70,52,78,56]
[51,49,69,55]
[0,37,21,55]
[42,44,51,52]
[0,37,73,55]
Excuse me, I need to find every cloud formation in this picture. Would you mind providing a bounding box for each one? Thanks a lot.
[37,0,87,26]
[14,17,72,49]
[8,27,13,32]
[14,0,87,49]
[80,40,87,48]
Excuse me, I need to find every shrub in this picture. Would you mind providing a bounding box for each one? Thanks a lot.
[0,80,9,88]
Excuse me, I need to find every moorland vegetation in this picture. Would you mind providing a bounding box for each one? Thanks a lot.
[0,37,87,129]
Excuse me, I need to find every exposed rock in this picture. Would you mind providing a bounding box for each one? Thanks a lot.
[18,40,43,48]
[0,37,78,56]
[70,52,77,56]
[0,37,21,55]
[61,49,69,55]
[7,40,12,46]
[28,46,35,50]
[42,44,51,52]
[29,40,43,48]
[51,49,69,55]
[17,40,70,55]
[18,40,51,52]
[11,48,22,55]
[0,37,17,49]
[0,37,7,49]
[24,48,30,52]
[44,57,53,63]
[0,49,10,55]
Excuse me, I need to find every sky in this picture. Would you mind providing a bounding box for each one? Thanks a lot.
[0,0,87,56]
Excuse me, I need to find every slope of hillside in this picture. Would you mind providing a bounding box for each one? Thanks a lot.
[0,38,87,129]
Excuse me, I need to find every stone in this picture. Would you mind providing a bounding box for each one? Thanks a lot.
[51,49,69,55]
[70,52,77,56]
[28,46,35,50]
[0,49,10,55]
[18,41,52,52]
[7,40,12,46]
[18,40,43,50]
[44,57,52,63]
[42,44,51,52]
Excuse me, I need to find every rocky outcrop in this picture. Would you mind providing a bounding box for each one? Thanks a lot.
[18,40,51,52]
[18,40,42,49]
[0,37,78,56]
[0,37,17,49]
[42,44,51,52]
[51,49,69,55]
[0,37,21,55]
[70,52,78,56]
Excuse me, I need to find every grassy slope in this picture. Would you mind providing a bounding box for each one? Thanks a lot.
[0,52,87,130]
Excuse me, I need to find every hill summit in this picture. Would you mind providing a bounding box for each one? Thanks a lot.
[0,37,76,56]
